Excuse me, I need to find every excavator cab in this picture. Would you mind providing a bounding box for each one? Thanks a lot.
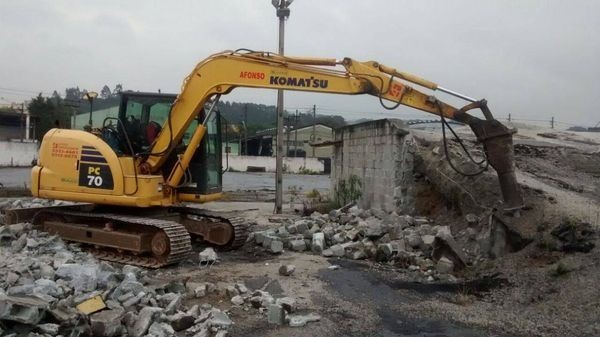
[102,92,224,195]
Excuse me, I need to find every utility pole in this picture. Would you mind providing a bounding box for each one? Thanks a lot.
[294,110,299,157]
[19,103,24,142]
[285,114,291,156]
[244,104,248,155]
[312,104,316,157]
[272,0,293,214]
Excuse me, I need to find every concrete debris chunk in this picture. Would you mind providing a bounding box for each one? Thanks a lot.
[55,263,98,293]
[36,323,59,335]
[234,283,248,294]
[132,306,162,337]
[436,257,455,274]
[169,312,195,331]
[311,232,325,253]
[148,321,175,337]
[208,310,233,329]
[90,308,125,337]
[269,239,284,253]
[0,295,49,324]
[231,295,245,306]
[278,264,296,276]
[199,247,218,265]
[275,296,296,312]
[164,294,182,314]
[267,303,285,325]
[288,313,321,327]
[290,239,307,251]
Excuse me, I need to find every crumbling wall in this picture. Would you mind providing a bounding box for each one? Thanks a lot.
[331,119,414,213]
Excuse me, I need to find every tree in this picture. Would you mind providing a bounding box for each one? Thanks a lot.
[100,85,111,99]
[65,87,82,102]
[28,93,70,142]
[51,90,62,105]
[112,84,123,96]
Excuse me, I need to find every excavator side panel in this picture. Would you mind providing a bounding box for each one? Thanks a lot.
[31,128,167,207]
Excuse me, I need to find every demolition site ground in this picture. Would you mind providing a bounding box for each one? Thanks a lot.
[0,123,599,337]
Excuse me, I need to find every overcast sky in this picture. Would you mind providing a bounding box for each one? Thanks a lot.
[0,1,598,126]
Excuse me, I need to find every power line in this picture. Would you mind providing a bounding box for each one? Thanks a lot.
[0,86,52,96]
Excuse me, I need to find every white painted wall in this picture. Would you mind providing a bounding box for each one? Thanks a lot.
[224,154,324,173]
[0,141,38,167]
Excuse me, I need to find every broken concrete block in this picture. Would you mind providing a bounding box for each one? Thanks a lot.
[254,231,269,244]
[225,285,239,298]
[421,235,435,249]
[406,232,423,248]
[288,313,321,327]
[321,248,334,257]
[231,295,245,306]
[11,234,27,252]
[311,232,325,253]
[5,272,19,286]
[351,249,367,260]
[432,236,467,270]
[165,294,182,314]
[55,263,98,293]
[279,264,296,276]
[345,228,360,241]
[90,308,124,337]
[329,244,345,257]
[294,220,310,234]
[275,297,296,313]
[0,295,49,324]
[267,303,285,325]
[436,257,455,274]
[122,291,145,308]
[208,310,233,329]
[37,323,59,335]
[234,283,248,294]
[199,248,218,264]
[132,306,162,337]
[290,239,307,251]
[149,321,175,337]
[169,312,195,331]
[269,239,284,253]
[332,232,346,244]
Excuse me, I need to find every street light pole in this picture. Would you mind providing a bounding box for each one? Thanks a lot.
[83,91,98,128]
[272,0,292,214]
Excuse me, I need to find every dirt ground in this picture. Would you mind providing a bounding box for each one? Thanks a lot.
[1,124,598,337]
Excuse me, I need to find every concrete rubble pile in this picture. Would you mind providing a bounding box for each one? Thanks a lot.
[0,222,235,337]
[215,277,321,328]
[252,206,474,282]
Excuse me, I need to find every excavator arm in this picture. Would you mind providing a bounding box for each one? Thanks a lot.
[146,50,523,210]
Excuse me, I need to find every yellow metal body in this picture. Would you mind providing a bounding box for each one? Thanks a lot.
[76,295,106,314]
[31,50,466,208]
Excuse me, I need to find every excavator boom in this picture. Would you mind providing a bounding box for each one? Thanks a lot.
[146,50,523,210]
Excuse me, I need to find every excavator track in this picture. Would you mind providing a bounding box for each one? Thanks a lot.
[32,210,192,268]
[171,207,249,249]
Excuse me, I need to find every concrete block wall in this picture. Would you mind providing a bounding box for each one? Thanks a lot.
[331,119,414,213]
[0,141,38,167]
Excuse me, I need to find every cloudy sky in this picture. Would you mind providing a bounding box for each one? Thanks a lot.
[0,1,598,126]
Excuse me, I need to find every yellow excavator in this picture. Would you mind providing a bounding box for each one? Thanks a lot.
[4,50,523,267]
